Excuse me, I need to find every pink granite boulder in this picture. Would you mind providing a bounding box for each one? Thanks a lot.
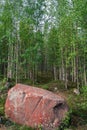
[5,84,69,130]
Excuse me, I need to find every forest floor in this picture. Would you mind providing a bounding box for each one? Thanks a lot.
[0,79,87,130]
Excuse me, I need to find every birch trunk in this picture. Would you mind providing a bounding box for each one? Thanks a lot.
[7,43,13,79]
[53,64,57,80]
[83,56,87,86]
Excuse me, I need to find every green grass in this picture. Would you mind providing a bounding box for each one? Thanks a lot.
[6,124,35,130]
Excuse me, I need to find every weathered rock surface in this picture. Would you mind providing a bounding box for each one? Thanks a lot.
[73,88,80,95]
[5,84,69,130]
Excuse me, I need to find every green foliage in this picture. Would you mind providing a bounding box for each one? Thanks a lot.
[41,85,49,90]
[77,86,87,110]
[0,0,87,86]
[0,92,7,115]
[6,123,35,130]
[37,124,43,130]
[57,110,72,130]
[81,86,87,93]
[0,99,5,115]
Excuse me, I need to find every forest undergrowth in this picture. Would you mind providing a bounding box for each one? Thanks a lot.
[0,79,87,130]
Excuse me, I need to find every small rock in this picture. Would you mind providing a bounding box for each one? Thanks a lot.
[73,88,80,95]
[54,87,58,92]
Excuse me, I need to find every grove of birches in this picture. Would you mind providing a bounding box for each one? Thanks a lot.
[0,0,87,90]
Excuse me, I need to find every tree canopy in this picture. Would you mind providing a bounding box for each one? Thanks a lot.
[0,0,87,88]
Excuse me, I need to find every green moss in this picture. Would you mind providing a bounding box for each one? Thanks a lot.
[6,123,36,130]
[39,84,49,90]
[0,94,6,115]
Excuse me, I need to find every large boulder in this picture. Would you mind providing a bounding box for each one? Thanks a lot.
[5,84,69,130]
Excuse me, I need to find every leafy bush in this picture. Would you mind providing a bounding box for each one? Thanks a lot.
[78,86,87,109]
[57,110,72,130]
[81,86,87,93]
